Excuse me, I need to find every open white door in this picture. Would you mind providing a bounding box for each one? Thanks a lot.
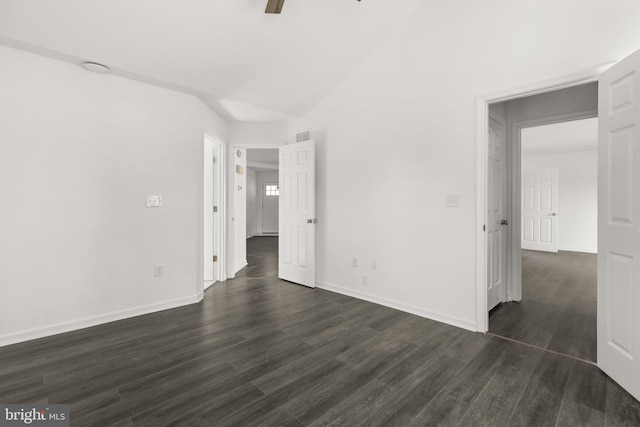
[204,137,215,283]
[598,47,640,401]
[487,114,507,310]
[279,140,316,288]
[521,168,559,252]
[203,136,224,288]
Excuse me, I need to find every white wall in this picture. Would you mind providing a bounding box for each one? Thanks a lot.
[522,151,597,253]
[246,168,258,238]
[229,122,288,145]
[0,46,228,345]
[289,0,640,330]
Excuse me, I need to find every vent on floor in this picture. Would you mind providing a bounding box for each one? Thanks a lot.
[296,129,311,143]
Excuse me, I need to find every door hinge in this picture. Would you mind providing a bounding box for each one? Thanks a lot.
[213,255,218,262]
[483,224,486,231]
[213,206,218,213]
[213,156,218,163]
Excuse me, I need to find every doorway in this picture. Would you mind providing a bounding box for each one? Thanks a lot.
[245,148,279,271]
[246,149,279,237]
[230,141,317,288]
[489,117,599,362]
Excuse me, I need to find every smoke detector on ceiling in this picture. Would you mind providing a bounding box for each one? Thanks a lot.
[81,62,110,73]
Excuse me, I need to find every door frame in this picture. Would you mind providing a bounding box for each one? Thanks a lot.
[475,65,610,332]
[228,143,284,279]
[510,112,597,296]
[199,134,226,299]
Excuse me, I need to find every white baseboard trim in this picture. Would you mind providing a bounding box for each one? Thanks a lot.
[558,246,597,254]
[234,261,248,275]
[316,281,476,332]
[0,294,200,348]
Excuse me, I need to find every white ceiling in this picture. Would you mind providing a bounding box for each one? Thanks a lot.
[0,0,423,121]
[521,118,598,156]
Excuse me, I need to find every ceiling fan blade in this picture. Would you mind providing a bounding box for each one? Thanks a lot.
[265,0,285,14]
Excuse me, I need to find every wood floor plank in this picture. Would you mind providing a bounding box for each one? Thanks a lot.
[0,374,46,404]
[605,377,640,427]
[361,354,464,427]
[564,360,607,412]
[74,362,239,426]
[456,343,544,427]
[437,336,511,404]
[218,358,351,426]
[408,392,469,427]
[308,378,396,427]
[68,388,121,421]
[336,329,417,372]
[137,383,265,427]
[490,250,597,362]
[255,410,304,427]
[376,326,465,389]
[407,337,511,426]
[507,352,573,426]
[557,399,606,427]
[251,326,377,394]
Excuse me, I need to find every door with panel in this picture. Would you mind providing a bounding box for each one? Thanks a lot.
[521,168,559,252]
[487,114,508,311]
[279,140,316,288]
[597,47,640,401]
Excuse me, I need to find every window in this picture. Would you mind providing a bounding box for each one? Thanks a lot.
[265,185,279,196]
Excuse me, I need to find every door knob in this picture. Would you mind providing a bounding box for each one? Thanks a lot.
[500,219,509,226]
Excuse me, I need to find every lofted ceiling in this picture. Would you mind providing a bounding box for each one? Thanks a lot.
[521,118,598,156]
[0,0,423,122]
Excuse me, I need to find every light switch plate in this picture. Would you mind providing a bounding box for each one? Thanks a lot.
[146,195,163,207]
[445,194,459,207]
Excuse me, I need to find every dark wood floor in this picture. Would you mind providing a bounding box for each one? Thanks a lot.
[2,238,639,426]
[490,250,597,362]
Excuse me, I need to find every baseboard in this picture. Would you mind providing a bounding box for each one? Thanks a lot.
[558,246,597,254]
[316,281,476,332]
[0,294,200,348]
[234,261,248,275]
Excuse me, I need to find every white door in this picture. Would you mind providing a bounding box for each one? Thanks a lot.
[212,142,223,282]
[203,137,223,286]
[521,168,559,252]
[279,140,316,288]
[598,47,640,401]
[261,181,279,234]
[487,114,507,311]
